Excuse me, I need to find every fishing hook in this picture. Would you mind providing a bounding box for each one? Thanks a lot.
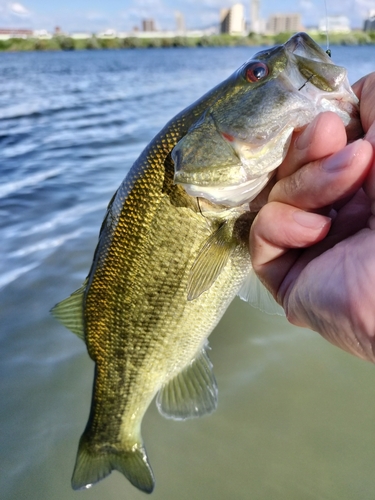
[298,74,314,91]
[197,197,204,217]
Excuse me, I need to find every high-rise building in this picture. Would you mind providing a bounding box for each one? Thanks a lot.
[175,11,186,33]
[319,15,350,33]
[364,10,375,31]
[267,13,302,35]
[220,3,246,35]
[142,19,156,32]
[250,0,259,32]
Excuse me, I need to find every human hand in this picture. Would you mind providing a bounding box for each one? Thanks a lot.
[249,72,375,362]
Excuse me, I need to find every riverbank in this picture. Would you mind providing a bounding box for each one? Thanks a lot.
[0,31,374,51]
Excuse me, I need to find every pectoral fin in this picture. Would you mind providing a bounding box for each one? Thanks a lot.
[156,344,218,420]
[238,269,284,316]
[187,221,235,301]
[50,280,88,340]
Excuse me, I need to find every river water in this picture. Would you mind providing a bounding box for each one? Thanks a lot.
[1,45,375,500]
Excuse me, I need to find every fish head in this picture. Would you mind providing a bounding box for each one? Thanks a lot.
[173,32,360,207]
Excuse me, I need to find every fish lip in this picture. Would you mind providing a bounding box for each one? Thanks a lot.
[175,171,275,207]
[284,32,331,64]
[284,32,308,53]
[285,32,319,54]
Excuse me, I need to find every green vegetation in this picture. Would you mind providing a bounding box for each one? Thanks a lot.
[0,31,374,52]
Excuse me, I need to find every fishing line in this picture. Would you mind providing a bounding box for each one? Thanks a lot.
[324,0,331,56]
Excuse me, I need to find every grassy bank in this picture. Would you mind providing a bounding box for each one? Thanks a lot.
[0,31,374,52]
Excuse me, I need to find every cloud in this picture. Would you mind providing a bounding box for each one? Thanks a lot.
[0,1,33,26]
[354,0,375,17]
[299,0,314,10]
[9,2,30,17]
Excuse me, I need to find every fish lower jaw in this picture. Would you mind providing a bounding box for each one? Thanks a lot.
[316,94,358,124]
[181,171,274,207]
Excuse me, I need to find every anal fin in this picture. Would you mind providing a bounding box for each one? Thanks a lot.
[156,344,218,420]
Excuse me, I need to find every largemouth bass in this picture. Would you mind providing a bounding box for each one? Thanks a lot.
[52,33,359,493]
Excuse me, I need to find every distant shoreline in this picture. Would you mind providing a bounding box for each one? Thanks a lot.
[1,32,374,52]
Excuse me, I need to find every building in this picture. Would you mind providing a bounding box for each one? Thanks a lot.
[220,3,246,35]
[70,33,92,40]
[142,19,156,32]
[319,15,351,33]
[33,30,52,40]
[250,0,266,34]
[267,13,302,35]
[0,28,33,40]
[364,10,375,31]
[97,29,117,39]
[175,11,186,33]
[250,0,261,33]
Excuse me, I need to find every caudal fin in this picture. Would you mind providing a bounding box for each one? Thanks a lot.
[71,435,155,493]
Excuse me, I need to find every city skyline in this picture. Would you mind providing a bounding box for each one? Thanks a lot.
[0,0,373,32]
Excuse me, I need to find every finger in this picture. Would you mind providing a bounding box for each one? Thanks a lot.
[366,120,375,148]
[352,72,375,134]
[250,201,331,297]
[249,176,276,212]
[352,74,367,99]
[353,73,375,146]
[250,112,350,212]
[359,78,375,201]
[363,148,375,202]
[269,139,373,210]
[276,112,347,179]
[278,189,371,304]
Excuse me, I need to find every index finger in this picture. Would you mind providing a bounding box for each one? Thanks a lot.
[276,111,347,180]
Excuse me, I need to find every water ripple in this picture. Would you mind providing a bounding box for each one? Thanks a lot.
[0,167,64,198]
[0,262,39,290]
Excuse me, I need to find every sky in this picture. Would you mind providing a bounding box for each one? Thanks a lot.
[0,0,373,32]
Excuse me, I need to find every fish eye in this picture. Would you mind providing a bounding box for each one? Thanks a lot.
[245,62,269,83]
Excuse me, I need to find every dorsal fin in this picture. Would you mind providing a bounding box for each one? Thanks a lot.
[156,344,218,420]
[50,279,88,340]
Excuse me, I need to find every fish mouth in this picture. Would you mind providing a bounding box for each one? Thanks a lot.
[282,32,360,135]
[284,32,331,61]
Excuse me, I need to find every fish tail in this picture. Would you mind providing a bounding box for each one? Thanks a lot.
[71,433,155,493]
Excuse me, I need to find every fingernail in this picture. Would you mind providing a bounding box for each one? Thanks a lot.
[295,120,317,150]
[322,140,362,172]
[293,210,331,229]
[365,122,375,146]
[295,128,310,151]
[368,215,375,231]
